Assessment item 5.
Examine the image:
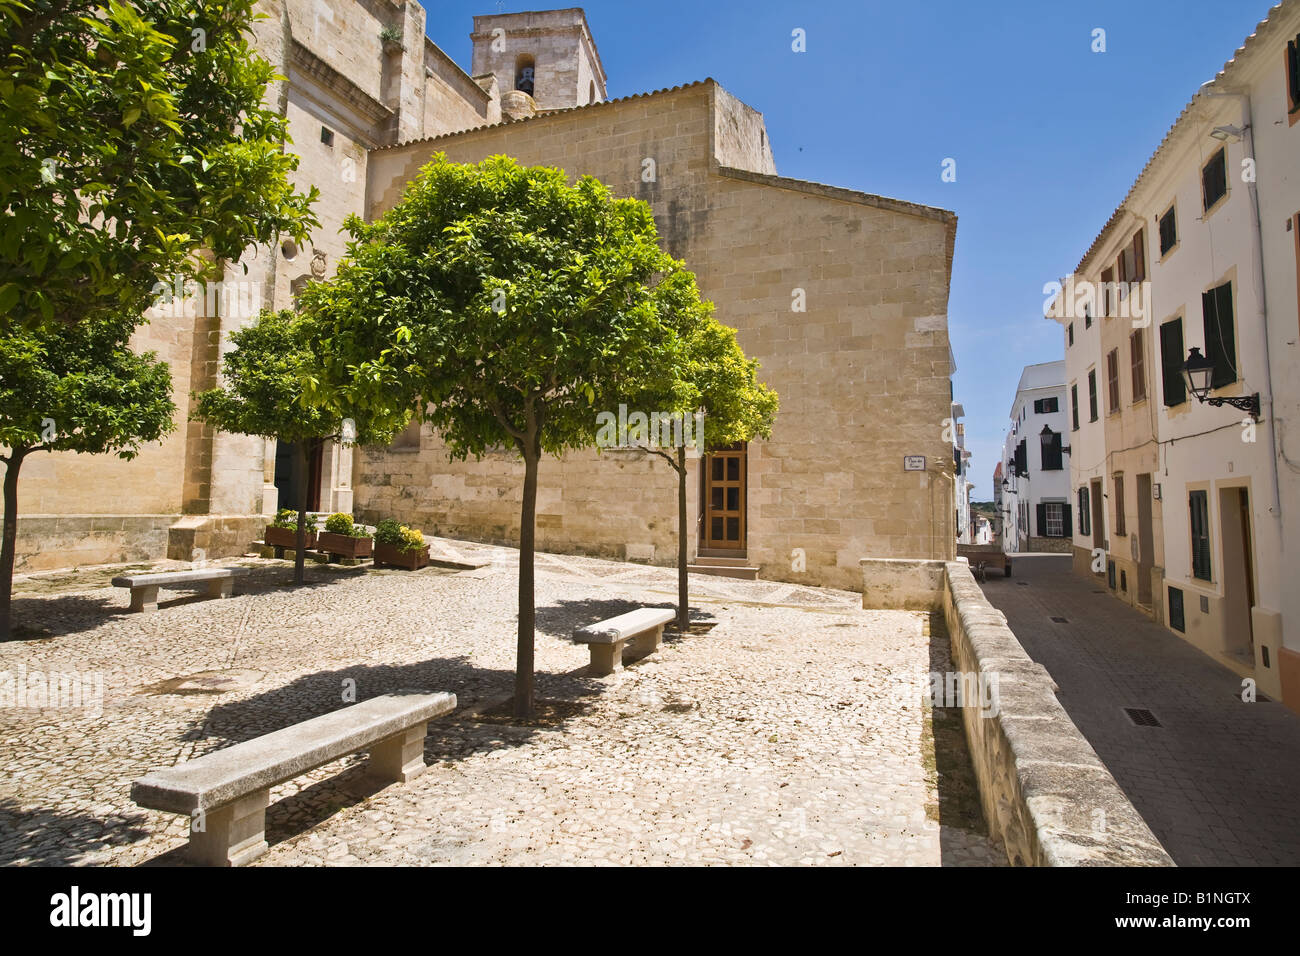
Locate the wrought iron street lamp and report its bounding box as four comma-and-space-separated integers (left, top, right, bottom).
1181, 347, 1260, 419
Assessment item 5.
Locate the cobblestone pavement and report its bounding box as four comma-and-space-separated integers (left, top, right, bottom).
980, 555, 1300, 867
0, 540, 1003, 866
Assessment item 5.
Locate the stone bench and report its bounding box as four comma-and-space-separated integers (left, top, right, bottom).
111, 568, 246, 613
573, 607, 675, 676
130, 690, 456, 866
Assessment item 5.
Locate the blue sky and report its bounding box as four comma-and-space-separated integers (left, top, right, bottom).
426, 0, 1274, 499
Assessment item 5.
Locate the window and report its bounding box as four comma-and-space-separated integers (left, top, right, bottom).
1040, 428, 1063, 471
1168, 586, 1185, 632
1202, 147, 1227, 211
1044, 502, 1065, 537
1032, 397, 1058, 414
1014, 439, 1027, 478
1159, 205, 1178, 256
1113, 474, 1126, 536
1130, 328, 1146, 402
1068, 322, 1074, 347
1118, 229, 1146, 284
1201, 281, 1237, 389
1288, 34, 1300, 117
1084, 302, 1093, 329
1071, 384, 1080, 431
1101, 267, 1115, 317
1295, 213, 1300, 335
1077, 486, 1091, 536
389, 417, 422, 451
1159, 317, 1187, 407
1106, 348, 1121, 413
514, 54, 535, 95
320, 126, 335, 147
1189, 490, 1211, 581
1087, 369, 1099, 421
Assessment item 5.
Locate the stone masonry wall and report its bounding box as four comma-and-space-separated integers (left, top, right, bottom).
359, 81, 957, 591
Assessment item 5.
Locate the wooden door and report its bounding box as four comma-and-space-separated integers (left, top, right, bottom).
703, 444, 746, 551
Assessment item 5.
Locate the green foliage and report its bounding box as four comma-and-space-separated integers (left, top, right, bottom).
374, 519, 423, 552
299, 154, 681, 460
323, 512, 367, 538
192, 309, 397, 446
373, 518, 404, 546
0, 312, 176, 457
628, 266, 778, 456
0, 0, 319, 328
269, 507, 308, 531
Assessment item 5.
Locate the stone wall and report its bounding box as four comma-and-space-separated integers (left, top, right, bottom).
938, 560, 1173, 866
360, 80, 957, 591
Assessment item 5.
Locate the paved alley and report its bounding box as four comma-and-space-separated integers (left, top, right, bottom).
980, 554, 1300, 866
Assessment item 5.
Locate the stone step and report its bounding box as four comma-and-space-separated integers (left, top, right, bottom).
687, 561, 760, 580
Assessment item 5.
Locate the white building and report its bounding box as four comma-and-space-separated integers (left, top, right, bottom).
1047, 0, 1298, 710
999, 361, 1072, 554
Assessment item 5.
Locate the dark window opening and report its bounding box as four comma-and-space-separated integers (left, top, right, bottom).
1106, 348, 1121, 413
1040, 428, 1063, 471
1078, 486, 1091, 536
1130, 328, 1147, 402
320, 126, 334, 147
1087, 369, 1099, 422
1113, 474, 1126, 537
1168, 586, 1185, 632
1071, 384, 1080, 431
514, 54, 535, 95
1190, 490, 1211, 581
1159, 205, 1178, 255
1202, 148, 1227, 211
1288, 35, 1300, 114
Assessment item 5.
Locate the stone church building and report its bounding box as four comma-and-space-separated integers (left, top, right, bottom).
15, 3, 958, 592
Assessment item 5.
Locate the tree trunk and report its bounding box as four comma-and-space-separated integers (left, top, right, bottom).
676, 445, 689, 632
514, 447, 539, 718
0, 449, 26, 641
293, 440, 309, 586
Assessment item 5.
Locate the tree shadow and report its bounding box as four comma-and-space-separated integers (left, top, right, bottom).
6, 563, 367, 639
534, 595, 711, 643
136, 653, 615, 865
0, 797, 153, 866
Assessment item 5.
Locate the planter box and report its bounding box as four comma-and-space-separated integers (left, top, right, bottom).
374, 542, 430, 570
317, 531, 373, 560
265, 526, 317, 550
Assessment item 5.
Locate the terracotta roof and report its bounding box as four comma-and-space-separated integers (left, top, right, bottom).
1074, 1, 1290, 275
375, 79, 715, 153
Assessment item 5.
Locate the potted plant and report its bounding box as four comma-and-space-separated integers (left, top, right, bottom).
316, 512, 373, 561
373, 519, 430, 570
264, 508, 318, 551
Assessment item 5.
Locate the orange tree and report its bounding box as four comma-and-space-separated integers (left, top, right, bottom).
300, 155, 687, 718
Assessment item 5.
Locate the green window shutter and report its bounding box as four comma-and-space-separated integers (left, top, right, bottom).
1201, 284, 1236, 390
1160, 318, 1186, 406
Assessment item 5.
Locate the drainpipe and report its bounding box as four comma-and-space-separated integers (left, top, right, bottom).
1198, 86, 1283, 525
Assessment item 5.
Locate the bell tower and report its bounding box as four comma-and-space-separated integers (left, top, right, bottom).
470, 8, 607, 112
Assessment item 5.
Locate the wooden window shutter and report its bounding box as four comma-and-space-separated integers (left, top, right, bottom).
1036, 502, 1047, 537
1202, 283, 1237, 389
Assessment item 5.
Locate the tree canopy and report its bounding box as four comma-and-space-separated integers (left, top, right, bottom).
0, 312, 175, 638
300, 154, 689, 716
0, 0, 318, 327
193, 308, 404, 584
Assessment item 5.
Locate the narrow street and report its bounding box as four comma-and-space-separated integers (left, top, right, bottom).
980, 555, 1300, 866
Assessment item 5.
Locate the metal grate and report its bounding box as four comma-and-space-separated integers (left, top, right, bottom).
1051, 616, 1068, 623
1124, 707, 1162, 727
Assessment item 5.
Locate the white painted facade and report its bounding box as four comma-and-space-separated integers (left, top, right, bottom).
1047, 1, 1299, 709
999, 361, 1072, 554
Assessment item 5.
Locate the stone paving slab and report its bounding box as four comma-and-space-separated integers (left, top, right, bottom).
979, 555, 1300, 867
0, 538, 1002, 866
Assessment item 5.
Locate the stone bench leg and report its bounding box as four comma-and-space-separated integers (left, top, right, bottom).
368, 724, 429, 784
632, 625, 664, 659
587, 640, 626, 677
206, 577, 234, 599
189, 790, 269, 867
129, 585, 159, 613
